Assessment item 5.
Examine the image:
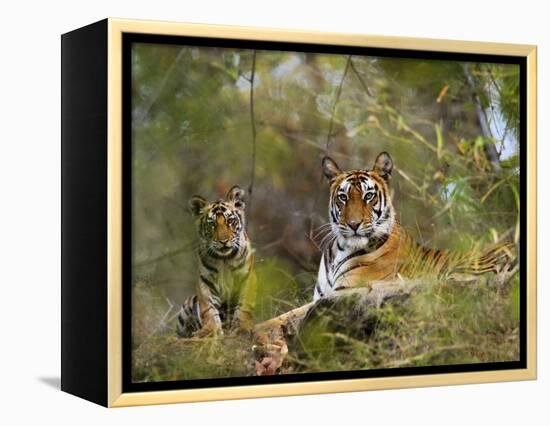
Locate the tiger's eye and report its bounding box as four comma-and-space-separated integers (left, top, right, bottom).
364, 192, 374, 201
338, 193, 348, 203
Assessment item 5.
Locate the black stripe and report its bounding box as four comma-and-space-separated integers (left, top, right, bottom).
200, 256, 218, 273
327, 241, 336, 266
232, 251, 249, 270
183, 304, 192, 316
315, 282, 324, 297
330, 209, 338, 224
323, 255, 330, 276
209, 297, 223, 314
333, 249, 368, 275
334, 261, 374, 282
236, 211, 244, 225
419, 246, 432, 263
209, 294, 222, 307
192, 296, 202, 324
200, 274, 218, 292
322, 252, 335, 288
324, 254, 335, 287
326, 264, 334, 288
433, 249, 443, 265
454, 264, 496, 273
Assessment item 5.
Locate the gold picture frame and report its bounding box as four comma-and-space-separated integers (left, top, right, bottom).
61, 18, 537, 407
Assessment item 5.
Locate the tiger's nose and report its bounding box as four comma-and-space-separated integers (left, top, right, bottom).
348, 221, 361, 231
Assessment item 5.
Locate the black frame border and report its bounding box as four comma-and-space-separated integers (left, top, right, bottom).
122, 33, 528, 393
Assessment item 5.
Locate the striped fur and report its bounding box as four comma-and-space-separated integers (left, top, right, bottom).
177, 185, 257, 338
314, 152, 514, 301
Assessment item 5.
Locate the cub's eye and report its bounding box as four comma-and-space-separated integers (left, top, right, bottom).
364, 192, 375, 202
227, 217, 237, 226
337, 193, 348, 203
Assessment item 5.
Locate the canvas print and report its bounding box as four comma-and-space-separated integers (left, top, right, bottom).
130, 41, 521, 383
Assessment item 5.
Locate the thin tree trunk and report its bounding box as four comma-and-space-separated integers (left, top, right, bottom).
462, 63, 502, 173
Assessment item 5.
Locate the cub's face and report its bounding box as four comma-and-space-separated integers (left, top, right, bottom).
322, 152, 395, 245
189, 186, 246, 258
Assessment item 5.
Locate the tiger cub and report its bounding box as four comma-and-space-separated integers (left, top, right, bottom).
314, 152, 513, 300
177, 185, 257, 338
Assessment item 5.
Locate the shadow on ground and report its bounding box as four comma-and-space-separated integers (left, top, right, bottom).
38, 377, 60, 390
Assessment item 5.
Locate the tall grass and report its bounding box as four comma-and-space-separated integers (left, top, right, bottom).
132, 271, 519, 382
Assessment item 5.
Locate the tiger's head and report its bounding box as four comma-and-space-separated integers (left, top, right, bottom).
322, 152, 395, 248
189, 185, 247, 258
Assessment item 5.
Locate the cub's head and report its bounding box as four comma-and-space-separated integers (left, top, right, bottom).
322, 152, 395, 245
189, 185, 246, 258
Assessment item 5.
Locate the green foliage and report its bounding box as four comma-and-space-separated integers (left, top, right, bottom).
291, 274, 519, 372
131, 273, 519, 381
133, 334, 254, 382
253, 257, 312, 322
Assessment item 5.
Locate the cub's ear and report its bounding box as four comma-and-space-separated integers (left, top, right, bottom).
373, 152, 393, 181
322, 156, 342, 183
226, 185, 246, 209
189, 195, 207, 216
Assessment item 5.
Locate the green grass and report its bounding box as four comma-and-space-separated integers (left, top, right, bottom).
131, 273, 520, 382
291, 275, 520, 373
133, 335, 255, 382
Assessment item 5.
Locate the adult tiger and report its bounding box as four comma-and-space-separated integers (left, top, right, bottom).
314, 152, 513, 301
177, 185, 257, 337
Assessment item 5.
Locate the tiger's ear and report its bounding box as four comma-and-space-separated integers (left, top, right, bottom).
226, 185, 246, 209
322, 156, 342, 183
189, 195, 207, 216
373, 152, 393, 181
